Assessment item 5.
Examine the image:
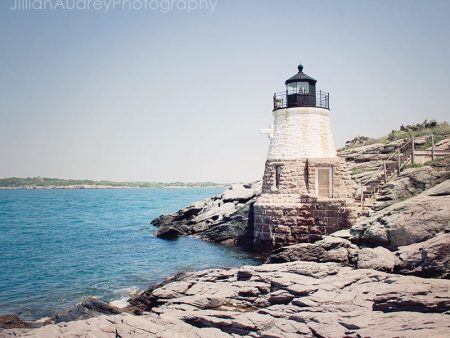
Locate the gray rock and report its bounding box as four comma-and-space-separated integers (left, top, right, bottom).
330, 229, 354, 240
126, 260, 450, 338
373, 288, 450, 313
373, 166, 449, 210
193, 202, 236, 223
357, 247, 396, 272
152, 281, 191, 299
53, 297, 121, 323
222, 184, 258, 203
153, 182, 261, 247
268, 290, 295, 305
351, 180, 450, 249
12, 260, 450, 337
156, 226, 184, 239
200, 202, 255, 245
267, 236, 358, 265
394, 233, 450, 278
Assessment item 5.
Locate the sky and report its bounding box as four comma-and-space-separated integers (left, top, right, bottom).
1, 0, 449, 183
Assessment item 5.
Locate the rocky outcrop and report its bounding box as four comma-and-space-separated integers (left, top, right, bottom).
394, 233, 450, 278
338, 136, 450, 188
51, 297, 122, 324
267, 180, 450, 278
373, 165, 449, 210
7, 261, 449, 337
267, 235, 397, 273
153, 182, 261, 247
1, 313, 232, 338
338, 141, 401, 183
269, 239, 450, 279
351, 179, 450, 249
267, 236, 359, 266
0, 315, 31, 329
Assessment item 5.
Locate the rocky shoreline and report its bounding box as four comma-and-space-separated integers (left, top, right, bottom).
2, 178, 449, 337
3, 260, 449, 337
153, 181, 261, 248
1, 139, 449, 337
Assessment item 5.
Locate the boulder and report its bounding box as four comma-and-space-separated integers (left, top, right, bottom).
357, 247, 395, 272
156, 226, 183, 239
268, 229, 449, 278
52, 297, 122, 323
394, 233, 450, 278
192, 202, 236, 223
351, 180, 450, 249
153, 182, 261, 247
267, 236, 358, 265
373, 166, 449, 210
200, 202, 255, 245
222, 184, 258, 203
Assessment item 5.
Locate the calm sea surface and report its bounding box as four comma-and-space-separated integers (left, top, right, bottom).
0, 188, 259, 319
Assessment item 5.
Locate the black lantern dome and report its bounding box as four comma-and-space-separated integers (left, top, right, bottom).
273, 64, 329, 110
285, 64, 317, 86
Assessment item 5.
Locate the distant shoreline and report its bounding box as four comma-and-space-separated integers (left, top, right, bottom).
0, 177, 230, 190
0, 184, 228, 190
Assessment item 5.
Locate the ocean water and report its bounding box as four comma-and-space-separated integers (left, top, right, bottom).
0, 188, 259, 319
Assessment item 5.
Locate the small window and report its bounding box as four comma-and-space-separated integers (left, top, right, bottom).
316, 167, 332, 198
287, 83, 297, 95
297, 82, 309, 94
287, 82, 309, 94
275, 165, 281, 189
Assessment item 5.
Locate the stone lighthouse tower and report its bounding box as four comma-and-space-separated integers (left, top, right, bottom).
254, 64, 356, 250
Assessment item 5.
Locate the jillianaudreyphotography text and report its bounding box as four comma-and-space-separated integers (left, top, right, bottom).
9, 0, 218, 13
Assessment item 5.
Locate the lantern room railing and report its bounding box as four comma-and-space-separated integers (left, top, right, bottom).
273, 90, 330, 110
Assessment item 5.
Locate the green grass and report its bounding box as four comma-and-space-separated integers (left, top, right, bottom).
417, 133, 449, 150
342, 120, 450, 150
386, 121, 450, 142
401, 163, 426, 170
351, 168, 370, 175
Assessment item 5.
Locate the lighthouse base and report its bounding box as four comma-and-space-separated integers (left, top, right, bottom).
253, 157, 357, 251
254, 195, 357, 250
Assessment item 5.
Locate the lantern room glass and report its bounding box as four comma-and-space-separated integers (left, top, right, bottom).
287, 82, 309, 95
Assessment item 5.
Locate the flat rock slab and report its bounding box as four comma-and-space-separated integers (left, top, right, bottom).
7, 261, 450, 337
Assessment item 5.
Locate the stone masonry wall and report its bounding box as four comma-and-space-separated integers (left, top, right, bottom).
261, 158, 357, 198
254, 196, 356, 250
254, 157, 357, 250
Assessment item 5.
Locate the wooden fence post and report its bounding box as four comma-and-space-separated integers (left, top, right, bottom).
383, 161, 387, 182
431, 133, 435, 161
411, 136, 415, 165
397, 148, 401, 174
360, 182, 364, 208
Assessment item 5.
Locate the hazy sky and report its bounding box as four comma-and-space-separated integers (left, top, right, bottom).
1, 0, 449, 183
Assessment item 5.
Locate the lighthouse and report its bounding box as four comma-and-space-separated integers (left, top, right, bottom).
254, 64, 356, 250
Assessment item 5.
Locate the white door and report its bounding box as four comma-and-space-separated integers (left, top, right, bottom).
316, 168, 332, 198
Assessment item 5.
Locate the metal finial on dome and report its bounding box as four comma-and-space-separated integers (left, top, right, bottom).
285, 63, 317, 85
